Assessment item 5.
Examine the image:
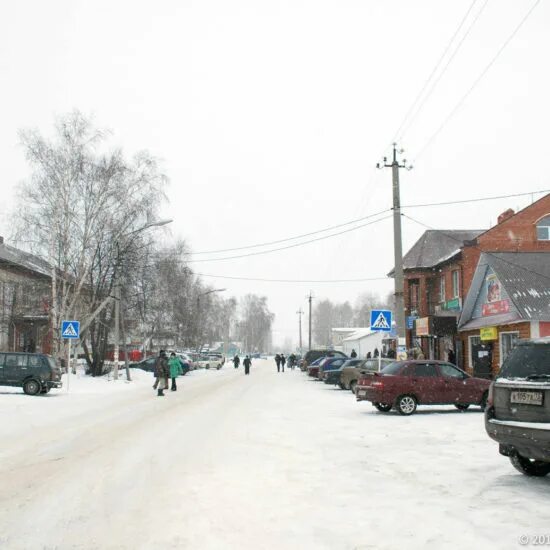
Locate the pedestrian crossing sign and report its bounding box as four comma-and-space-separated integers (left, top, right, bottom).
61, 320, 80, 339
370, 310, 392, 332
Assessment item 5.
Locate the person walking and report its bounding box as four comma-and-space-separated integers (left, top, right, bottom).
288, 353, 296, 369
233, 354, 240, 369
153, 350, 169, 397
280, 353, 286, 372
168, 352, 182, 391
243, 355, 251, 375
350, 349, 357, 358
275, 353, 281, 372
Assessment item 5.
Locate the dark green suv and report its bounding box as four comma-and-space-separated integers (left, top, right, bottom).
0, 352, 63, 395
485, 338, 550, 476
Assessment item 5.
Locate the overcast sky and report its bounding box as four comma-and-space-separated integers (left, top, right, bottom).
1, 0, 548, 346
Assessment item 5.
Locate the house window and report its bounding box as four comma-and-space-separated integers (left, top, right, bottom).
500, 331, 519, 366
536, 215, 550, 240
452, 270, 460, 298
439, 276, 446, 303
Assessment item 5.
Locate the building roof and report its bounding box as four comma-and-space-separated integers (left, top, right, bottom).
459, 252, 550, 330
396, 229, 484, 273
0, 241, 52, 278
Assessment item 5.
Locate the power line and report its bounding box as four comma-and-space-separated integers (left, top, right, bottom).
186, 189, 549, 258
196, 273, 389, 284
402, 189, 550, 209
399, 0, 490, 141
392, 0, 480, 142
188, 208, 391, 255
413, 0, 542, 162
185, 214, 393, 263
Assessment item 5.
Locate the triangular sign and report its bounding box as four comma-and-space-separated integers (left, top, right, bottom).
62, 323, 78, 337
372, 312, 390, 330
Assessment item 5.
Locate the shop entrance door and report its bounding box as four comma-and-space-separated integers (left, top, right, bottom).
472, 342, 493, 379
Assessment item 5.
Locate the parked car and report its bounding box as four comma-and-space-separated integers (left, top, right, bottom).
0, 352, 63, 395
300, 349, 347, 371
318, 356, 349, 381
306, 356, 326, 378
129, 356, 157, 372
194, 354, 225, 370
356, 360, 491, 415
339, 357, 395, 393
324, 358, 366, 387
485, 338, 550, 477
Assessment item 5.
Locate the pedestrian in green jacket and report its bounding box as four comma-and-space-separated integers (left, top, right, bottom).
168, 352, 183, 391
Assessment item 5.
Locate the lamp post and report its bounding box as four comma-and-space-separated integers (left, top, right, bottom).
196, 288, 226, 353
113, 218, 172, 380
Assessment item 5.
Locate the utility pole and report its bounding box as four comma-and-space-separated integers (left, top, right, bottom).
377, 144, 412, 358
298, 308, 304, 354
307, 292, 314, 351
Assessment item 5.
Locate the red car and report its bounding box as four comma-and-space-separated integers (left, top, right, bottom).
355, 360, 491, 416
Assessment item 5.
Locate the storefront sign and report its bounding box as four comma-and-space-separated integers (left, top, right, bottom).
415, 317, 430, 336
482, 299, 510, 317
443, 297, 461, 311
480, 327, 498, 341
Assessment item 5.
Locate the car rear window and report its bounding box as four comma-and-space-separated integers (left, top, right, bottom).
498, 344, 550, 379
380, 361, 407, 375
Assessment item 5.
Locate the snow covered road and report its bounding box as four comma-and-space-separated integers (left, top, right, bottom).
1, 359, 548, 550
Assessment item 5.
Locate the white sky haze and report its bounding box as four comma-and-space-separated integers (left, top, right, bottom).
0, 0, 548, 345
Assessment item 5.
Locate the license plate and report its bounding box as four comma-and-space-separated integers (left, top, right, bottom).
510, 390, 544, 406
357, 390, 367, 397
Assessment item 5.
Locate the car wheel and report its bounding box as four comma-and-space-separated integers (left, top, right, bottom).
374, 402, 392, 412
349, 380, 357, 395
206, 364, 210, 370
480, 392, 488, 412
454, 404, 470, 411
338, 382, 346, 390
510, 453, 550, 477
395, 395, 417, 416
23, 379, 41, 396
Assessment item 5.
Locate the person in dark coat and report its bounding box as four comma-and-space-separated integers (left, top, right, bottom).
153, 350, 169, 396
280, 353, 286, 372
288, 353, 296, 369
366, 351, 372, 359
447, 348, 456, 364
275, 353, 281, 372
233, 355, 240, 369
243, 355, 251, 375
350, 349, 357, 358
387, 348, 396, 359
373, 348, 379, 358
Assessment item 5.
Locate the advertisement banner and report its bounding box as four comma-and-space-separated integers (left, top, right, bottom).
415, 317, 430, 336
480, 326, 498, 341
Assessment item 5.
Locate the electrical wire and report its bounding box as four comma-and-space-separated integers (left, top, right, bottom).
196, 273, 389, 284
186, 189, 549, 257
413, 0, 542, 162
185, 214, 394, 263
392, 0, 480, 142
398, 0, 490, 142
189, 208, 391, 255
402, 189, 550, 209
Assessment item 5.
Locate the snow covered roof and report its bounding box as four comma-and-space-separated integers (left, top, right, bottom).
459, 252, 550, 329
389, 230, 483, 275
343, 328, 375, 341
0, 241, 52, 278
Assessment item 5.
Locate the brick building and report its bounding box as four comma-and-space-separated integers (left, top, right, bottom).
399, 193, 550, 374
0, 237, 52, 353
399, 229, 483, 367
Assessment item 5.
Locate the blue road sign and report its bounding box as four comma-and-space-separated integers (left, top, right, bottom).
61, 320, 80, 339
370, 310, 392, 332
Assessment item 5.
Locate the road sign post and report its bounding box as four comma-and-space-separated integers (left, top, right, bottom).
61, 321, 80, 392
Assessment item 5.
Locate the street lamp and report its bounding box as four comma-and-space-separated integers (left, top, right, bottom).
196, 288, 226, 353
113, 218, 173, 380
